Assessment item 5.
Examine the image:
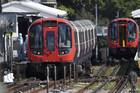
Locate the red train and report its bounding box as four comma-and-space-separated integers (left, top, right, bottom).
27, 18, 96, 65
108, 18, 139, 59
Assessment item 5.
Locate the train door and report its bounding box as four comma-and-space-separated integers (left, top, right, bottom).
43, 20, 58, 61
45, 31, 57, 57
119, 25, 126, 47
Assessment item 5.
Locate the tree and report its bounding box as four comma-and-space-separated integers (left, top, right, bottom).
58, 4, 75, 19
4, 0, 140, 21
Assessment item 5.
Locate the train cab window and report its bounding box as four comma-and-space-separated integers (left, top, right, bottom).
58, 23, 72, 48
29, 24, 43, 55
128, 22, 136, 41
110, 23, 118, 40
43, 20, 57, 27
58, 23, 72, 55
46, 31, 55, 51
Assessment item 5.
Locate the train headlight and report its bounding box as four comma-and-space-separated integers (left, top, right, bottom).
62, 51, 65, 55
37, 52, 41, 55
32, 50, 42, 55
59, 48, 70, 55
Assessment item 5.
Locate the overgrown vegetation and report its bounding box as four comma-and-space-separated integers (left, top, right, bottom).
57, 0, 140, 25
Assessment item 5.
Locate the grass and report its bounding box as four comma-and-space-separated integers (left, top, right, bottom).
104, 67, 114, 76
103, 81, 116, 90
89, 82, 100, 90
71, 82, 90, 90
136, 81, 140, 92
90, 66, 101, 75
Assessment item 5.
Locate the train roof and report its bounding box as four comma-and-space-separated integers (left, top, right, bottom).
31, 18, 69, 24
29, 18, 95, 33
31, 18, 95, 27
111, 18, 136, 23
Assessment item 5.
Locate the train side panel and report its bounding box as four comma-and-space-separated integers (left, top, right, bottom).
70, 20, 95, 62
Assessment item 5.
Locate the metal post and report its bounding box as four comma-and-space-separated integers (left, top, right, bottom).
5, 34, 7, 63
0, 0, 2, 13
73, 63, 76, 81
10, 32, 13, 72
54, 65, 56, 89
7, 34, 10, 63
63, 65, 66, 89
69, 64, 71, 83
46, 66, 49, 93
95, 3, 98, 61
116, 11, 119, 18
95, 4, 98, 27
74, 63, 78, 82
3, 32, 6, 63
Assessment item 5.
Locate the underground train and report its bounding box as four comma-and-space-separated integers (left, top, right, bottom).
108, 18, 139, 59
26, 18, 96, 78
27, 18, 96, 63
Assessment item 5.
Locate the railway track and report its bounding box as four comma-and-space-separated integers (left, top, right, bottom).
6, 64, 108, 93
75, 64, 119, 93
6, 79, 66, 93
76, 76, 119, 93
108, 59, 133, 93
108, 76, 128, 93
6, 59, 135, 93
75, 60, 134, 93
6, 78, 46, 93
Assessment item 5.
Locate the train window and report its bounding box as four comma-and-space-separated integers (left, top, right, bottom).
58, 22, 72, 55
79, 30, 81, 43
58, 23, 72, 48
46, 31, 55, 51
90, 29, 93, 40
85, 29, 88, 42
29, 24, 43, 55
110, 23, 118, 40
89, 29, 91, 41
81, 30, 84, 43
128, 22, 136, 41
118, 21, 127, 25
81, 31, 83, 43
91, 29, 94, 42
43, 20, 57, 27
74, 31, 78, 44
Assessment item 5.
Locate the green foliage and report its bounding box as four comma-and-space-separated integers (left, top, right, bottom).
57, 0, 140, 24
58, 4, 75, 19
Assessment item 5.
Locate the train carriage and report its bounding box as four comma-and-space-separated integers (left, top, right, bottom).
108, 18, 139, 59
27, 18, 96, 65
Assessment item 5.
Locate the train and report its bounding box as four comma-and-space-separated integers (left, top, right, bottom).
26, 18, 96, 78
108, 18, 139, 59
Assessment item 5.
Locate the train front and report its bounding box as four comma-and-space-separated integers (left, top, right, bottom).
108, 18, 139, 58
27, 18, 76, 63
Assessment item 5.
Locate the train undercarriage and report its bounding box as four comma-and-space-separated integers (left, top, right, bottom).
109, 48, 137, 60
26, 52, 94, 80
